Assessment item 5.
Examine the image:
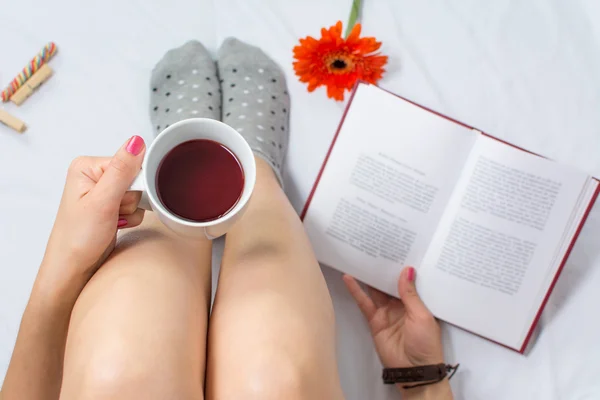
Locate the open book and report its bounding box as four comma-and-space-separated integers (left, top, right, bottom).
302, 83, 599, 353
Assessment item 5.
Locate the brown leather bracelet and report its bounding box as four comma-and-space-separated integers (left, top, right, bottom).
382, 363, 459, 388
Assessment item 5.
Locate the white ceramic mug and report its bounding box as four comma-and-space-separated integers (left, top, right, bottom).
129, 118, 256, 240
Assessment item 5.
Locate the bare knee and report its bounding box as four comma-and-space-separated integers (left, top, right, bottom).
211, 354, 307, 400
60, 266, 207, 399
210, 350, 342, 400
65, 354, 145, 399
61, 347, 148, 399
61, 346, 201, 400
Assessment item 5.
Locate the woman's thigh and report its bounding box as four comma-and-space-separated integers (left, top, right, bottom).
205, 159, 345, 400
60, 214, 212, 400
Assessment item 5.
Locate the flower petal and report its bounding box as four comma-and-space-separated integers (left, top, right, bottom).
346, 23, 362, 43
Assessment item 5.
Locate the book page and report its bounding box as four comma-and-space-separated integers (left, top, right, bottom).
303, 83, 478, 296
419, 135, 590, 349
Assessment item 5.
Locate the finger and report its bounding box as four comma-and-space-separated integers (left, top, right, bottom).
117, 208, 145, 229
367, 286, 392, 308
94, 135, 145, 204
119, 191, 142, 215
68, 156, 111, 173
398, 266, 430, 317
343, 274, 377, 320
66, 156, 111, 196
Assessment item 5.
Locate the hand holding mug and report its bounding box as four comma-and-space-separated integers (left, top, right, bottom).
37, 118, 254, 300
129, 118, 255, 239
38, 136, 146, 296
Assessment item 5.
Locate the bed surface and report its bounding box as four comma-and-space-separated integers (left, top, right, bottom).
2, 1, 600, 398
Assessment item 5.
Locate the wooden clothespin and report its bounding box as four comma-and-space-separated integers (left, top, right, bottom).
10, 64, 54, 106
1, 42, 57, 104
0, 109, 27, 133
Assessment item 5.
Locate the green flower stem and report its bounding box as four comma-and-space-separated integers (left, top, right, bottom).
345, 0, 362, 38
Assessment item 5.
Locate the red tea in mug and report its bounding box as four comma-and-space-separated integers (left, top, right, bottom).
156, 139, 244, 222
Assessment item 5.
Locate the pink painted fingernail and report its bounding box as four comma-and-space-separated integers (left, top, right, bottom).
407, 267, 415, 282
126, 135, 144, 156
117, 218, 128, 228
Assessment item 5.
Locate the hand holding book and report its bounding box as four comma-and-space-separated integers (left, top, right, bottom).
344, 266, 453, 399
303, 82, 599, 351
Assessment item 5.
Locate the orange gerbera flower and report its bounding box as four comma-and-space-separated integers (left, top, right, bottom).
293, 21, 388, 101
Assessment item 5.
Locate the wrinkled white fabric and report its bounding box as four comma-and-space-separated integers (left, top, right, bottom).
1, 1, 600, 399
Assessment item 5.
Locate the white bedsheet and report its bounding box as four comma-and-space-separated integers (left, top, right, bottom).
1, 1, 600, 398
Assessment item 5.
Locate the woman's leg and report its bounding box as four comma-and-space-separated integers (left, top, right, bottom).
206, 38, 343, 400
60, 40, 223, 399
60, 38, 222, 399
205, 158, 345, 400
59, 212, 212, 400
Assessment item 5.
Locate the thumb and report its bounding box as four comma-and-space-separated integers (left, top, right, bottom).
398, 266, 429, 316
94, 135, 145, 203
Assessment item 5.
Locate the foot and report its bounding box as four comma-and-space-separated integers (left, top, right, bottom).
150, 40, 221, 136
217, 38, 290, 186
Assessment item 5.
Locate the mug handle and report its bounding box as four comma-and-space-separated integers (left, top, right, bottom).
129, 172, 152, 211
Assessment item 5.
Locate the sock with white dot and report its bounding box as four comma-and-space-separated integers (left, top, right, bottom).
150, 40, 221, 136
217, 38, 290, 186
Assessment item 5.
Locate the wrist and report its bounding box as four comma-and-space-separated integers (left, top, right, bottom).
399, 380, 453, 400
33, 259, 89, 309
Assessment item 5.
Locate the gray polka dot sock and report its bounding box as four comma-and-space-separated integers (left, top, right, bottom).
150, 40, 221, 136
217, 38, 290, 186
